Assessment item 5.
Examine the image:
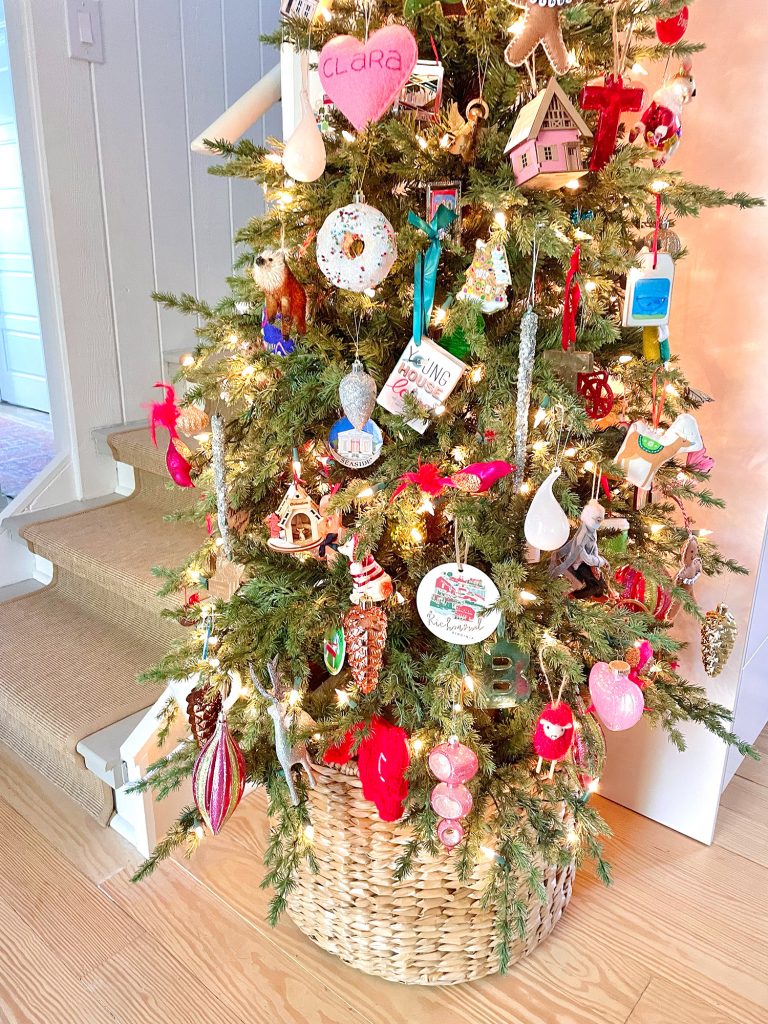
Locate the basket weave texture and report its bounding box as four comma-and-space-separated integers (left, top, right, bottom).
285, 761, 576, 985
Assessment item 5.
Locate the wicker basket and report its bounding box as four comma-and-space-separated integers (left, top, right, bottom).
284, 761, 576, 985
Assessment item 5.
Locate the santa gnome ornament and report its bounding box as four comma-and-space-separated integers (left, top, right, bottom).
251, 249, 307, 340
533, 701, 575, 778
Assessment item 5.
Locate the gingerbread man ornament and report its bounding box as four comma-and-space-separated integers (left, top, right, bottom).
504, 0, 576, 77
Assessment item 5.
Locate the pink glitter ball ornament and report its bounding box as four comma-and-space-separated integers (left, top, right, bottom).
428, 740, 479, 783
428, 736, 478, 848
437, 818, 465, 849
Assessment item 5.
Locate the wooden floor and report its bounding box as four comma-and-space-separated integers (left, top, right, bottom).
0, 733, 766, 1024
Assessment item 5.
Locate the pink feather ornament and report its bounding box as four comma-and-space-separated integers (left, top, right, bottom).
146, 382, 195, 488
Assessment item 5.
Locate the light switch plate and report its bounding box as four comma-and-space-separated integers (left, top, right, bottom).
65, 0, 104, 63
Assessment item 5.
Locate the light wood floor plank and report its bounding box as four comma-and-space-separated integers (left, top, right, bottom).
0, 794, 141, 977
102, 859, 368, 1024
182, 795, 649, 1024
0, 896, 117, 1024
715, 775, 768, 868
0, 740, 136, 884
736, 750, 768, 788
626, 976, 744, 1024
82, 936, 252, 1024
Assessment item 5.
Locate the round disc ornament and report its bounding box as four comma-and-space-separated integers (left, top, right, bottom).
323, 626, 346, 676
416, 562, 501, 645
328, 416, 383, 469
316, 202, 397, 293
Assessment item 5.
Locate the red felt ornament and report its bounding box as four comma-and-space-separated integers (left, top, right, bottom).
579, 74, 645, 171
323, 718, 410, 822
655, 6, 688, 45
146, 382, 195, 488
614, 564, 673, 621
533, 701, 575, 778
576, 369, 615, 420
562, 246, 581, 351
192, 712, 246, 835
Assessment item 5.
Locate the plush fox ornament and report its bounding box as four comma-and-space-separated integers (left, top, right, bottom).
251, 249, 307, 340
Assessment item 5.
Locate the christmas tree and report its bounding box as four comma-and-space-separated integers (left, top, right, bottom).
136, 0, 759, 977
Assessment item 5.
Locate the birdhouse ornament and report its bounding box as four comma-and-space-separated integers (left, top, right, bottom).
504, 78, 592, 190
267, 477, 325, 554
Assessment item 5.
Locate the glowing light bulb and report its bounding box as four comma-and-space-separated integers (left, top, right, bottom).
565, 178, 581, 190
335, 688, 349, 706
303, 825, 314, 842
363, 288, 376, 298
463, 673, 475, 690
651, 179, 671, 193
417, 135, 429, 151
664, 383, 679, 397
533, 440, 548, 452
618, 354, 633, 364
696, 527, 713, 537
208, 657, 220, 669
567, 829, 579, 845
563, 447, 577, 458
265, 152, 283, 165
287, 689, 301, 706
587, 778, 600, 794
507, 19, 525, 36
195, 432, 210, 443
480, 845, 498, 861
194, 826, 205, 841
452, 446, 467, 463
584, 279, 597, 293
631, 62, 648, 76
583, 460, 595, 472
241, 365, 255, 377
417, 497, 435, 516
518, 590, 538, 603
649, 522, 664, 536
410, 526, 424, 544
412, 737, 425, 754
574, 229, 593, 241
433, 307, 447, 325
357, 486, 374, 499
542, 631, 557, 647
292, 458, 302, 478
342, 130, 356, 143
494, 210, 507, 230
439, 133, 451, 149
533, 407, 547, 427
215, 537, 225, 547
520, 481, 531, 495
470, 365, 485, 383
180, 353, 194, 367
434, 403, 446, 416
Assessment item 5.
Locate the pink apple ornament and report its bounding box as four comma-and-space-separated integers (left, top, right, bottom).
318, 26, 418, 133
589, 660, 645, 732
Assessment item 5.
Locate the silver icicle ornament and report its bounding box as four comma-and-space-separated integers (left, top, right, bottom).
339, 358, 377, 430
513, 306, 538, 490
211, 413, 233, 561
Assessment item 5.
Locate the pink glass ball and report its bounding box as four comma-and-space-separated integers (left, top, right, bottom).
437, 818, 465, 849
589, 659, 645, 732
431, 781, 473, 820
428, 740, 479, 784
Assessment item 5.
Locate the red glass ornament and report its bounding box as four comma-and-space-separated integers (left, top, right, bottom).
614, 565, 672, 621
577, 368, 615, 420
655, 7, 688, 45
579, 75, 645, 171
192, 713, 246, 835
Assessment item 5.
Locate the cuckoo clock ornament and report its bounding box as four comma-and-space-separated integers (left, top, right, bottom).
343, 603, 388, 694
416, 562, 501, 645
577, 369, 614, 421
504, 0, 576, 77
534, 702, 575, 778
579, 75, 645, 171
701, 604, 737, 677
267, 479, 325, 554
504, 78, 592, 190
614, 413, 703, 491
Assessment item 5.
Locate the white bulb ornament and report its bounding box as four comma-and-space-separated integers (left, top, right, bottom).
282, 52, 327, 183
524, 467, 570, 551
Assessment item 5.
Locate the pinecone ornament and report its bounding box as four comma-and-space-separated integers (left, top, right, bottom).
187, 686, 223, 747
701, 603, 737, 677
176, 405, 210, 437
343, 604, 388, 694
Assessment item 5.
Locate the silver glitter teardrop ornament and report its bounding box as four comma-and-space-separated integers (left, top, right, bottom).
513, 307, 538, 490
339, 359, 377, 430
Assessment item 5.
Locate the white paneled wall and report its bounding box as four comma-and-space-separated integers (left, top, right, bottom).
6, 0, 280, 496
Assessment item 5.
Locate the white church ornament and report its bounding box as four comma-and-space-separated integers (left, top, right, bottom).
417, 562, 501, 645
328, 416, 383, 469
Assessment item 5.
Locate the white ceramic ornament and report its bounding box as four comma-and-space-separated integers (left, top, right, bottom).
524, 467, 570, 551
376, 336, 466, 434
622, 251, 675, 327
339, 359, 377, 429
614, 413, 702, 491
416, 562, 501, 645
328, 416, 383, 469
316, 201, 397, 292
588, 660, 644, 732
282, 52, 327, 183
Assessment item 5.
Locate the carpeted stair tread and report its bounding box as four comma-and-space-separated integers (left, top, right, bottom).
0, 573, 166, 823
108, 427, 172, 479
21, 471, 204, 620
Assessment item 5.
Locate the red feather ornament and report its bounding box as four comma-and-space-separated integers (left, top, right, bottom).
192, 712, 246, 835
146, 382, 195, 488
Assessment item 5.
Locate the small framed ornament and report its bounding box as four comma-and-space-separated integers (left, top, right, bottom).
416, 562, 501, 645
426, 181, 462, 239
377, 335, 466, 433
622, 251, 675, 327
394, 59, 444, 122
328, 416, 383, 469
324, 626, 346, 675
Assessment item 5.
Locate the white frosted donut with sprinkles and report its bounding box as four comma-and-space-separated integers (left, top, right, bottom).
316, 202, 397, 293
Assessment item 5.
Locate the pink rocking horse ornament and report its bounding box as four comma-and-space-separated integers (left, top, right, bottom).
614, 412, 703, 491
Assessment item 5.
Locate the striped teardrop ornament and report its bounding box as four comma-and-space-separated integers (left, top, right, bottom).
192, 713, 246, 835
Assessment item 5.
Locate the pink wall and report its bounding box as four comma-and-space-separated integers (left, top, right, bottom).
600, 0, 768, 841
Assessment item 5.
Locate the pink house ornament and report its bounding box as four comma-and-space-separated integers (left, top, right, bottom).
504, 78, 592, 190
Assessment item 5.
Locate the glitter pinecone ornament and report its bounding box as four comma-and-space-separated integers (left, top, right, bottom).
701, 603, 737, 677
339, 358, 377, 429
187, 685, 223, 747
343, 604, 388, 694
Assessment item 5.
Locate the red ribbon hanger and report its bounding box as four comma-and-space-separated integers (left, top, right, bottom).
562, 245, 581, 351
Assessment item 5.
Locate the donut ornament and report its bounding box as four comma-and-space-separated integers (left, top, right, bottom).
316, 196, 397, 293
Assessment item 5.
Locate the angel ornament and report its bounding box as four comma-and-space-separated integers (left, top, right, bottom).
444, 98, 489, 165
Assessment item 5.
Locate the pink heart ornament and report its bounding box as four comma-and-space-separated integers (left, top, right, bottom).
589, 660, 645, 732
318, 26, 418, 133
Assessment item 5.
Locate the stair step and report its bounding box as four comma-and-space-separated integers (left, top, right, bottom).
20, 472, 204, 631
0, 572, 166, 823
108, 427, 171, 481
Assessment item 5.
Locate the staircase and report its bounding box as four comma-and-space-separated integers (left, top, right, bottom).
0, 428, 202, 824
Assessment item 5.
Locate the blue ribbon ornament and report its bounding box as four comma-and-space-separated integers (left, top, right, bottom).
408, 203, 457, 346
